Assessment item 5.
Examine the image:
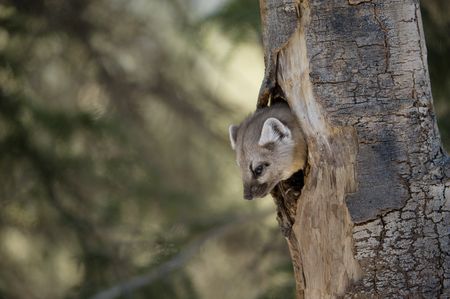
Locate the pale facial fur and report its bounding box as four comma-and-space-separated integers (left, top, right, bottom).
229, 102, 307, 200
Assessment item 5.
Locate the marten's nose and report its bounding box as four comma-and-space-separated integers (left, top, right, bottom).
243, 193, 253, 200
243, 185, 253, 200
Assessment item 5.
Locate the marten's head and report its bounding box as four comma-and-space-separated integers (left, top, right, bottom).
229, 104, 306, 200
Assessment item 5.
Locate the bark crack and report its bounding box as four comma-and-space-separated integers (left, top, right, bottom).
413, 2, 428, 78
373, 214, 385, 296
348, 0, 372, 5
372, 3, 390, 73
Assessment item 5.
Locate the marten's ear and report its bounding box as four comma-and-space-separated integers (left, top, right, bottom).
228, 125, 239, 150
258, 118, 291, 146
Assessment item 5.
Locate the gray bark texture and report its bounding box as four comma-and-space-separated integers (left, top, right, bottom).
258, 0, 450, 298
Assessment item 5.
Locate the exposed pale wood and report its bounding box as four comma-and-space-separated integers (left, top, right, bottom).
258, 0, 449, 297
277, 3, 362, 297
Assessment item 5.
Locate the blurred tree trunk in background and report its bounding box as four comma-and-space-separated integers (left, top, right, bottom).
258, 0, 450, 298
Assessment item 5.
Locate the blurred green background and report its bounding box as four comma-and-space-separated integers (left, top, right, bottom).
0, 1, 448, 299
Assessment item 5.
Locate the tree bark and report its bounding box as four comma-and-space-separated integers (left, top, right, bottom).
258, 0, 450, 298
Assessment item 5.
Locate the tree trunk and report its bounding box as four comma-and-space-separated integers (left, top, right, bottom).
258, 0, 450, 298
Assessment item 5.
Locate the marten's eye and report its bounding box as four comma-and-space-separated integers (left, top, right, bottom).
254, 165, 264, 176
249, 162, 270, 178
253, 162, 270, 177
